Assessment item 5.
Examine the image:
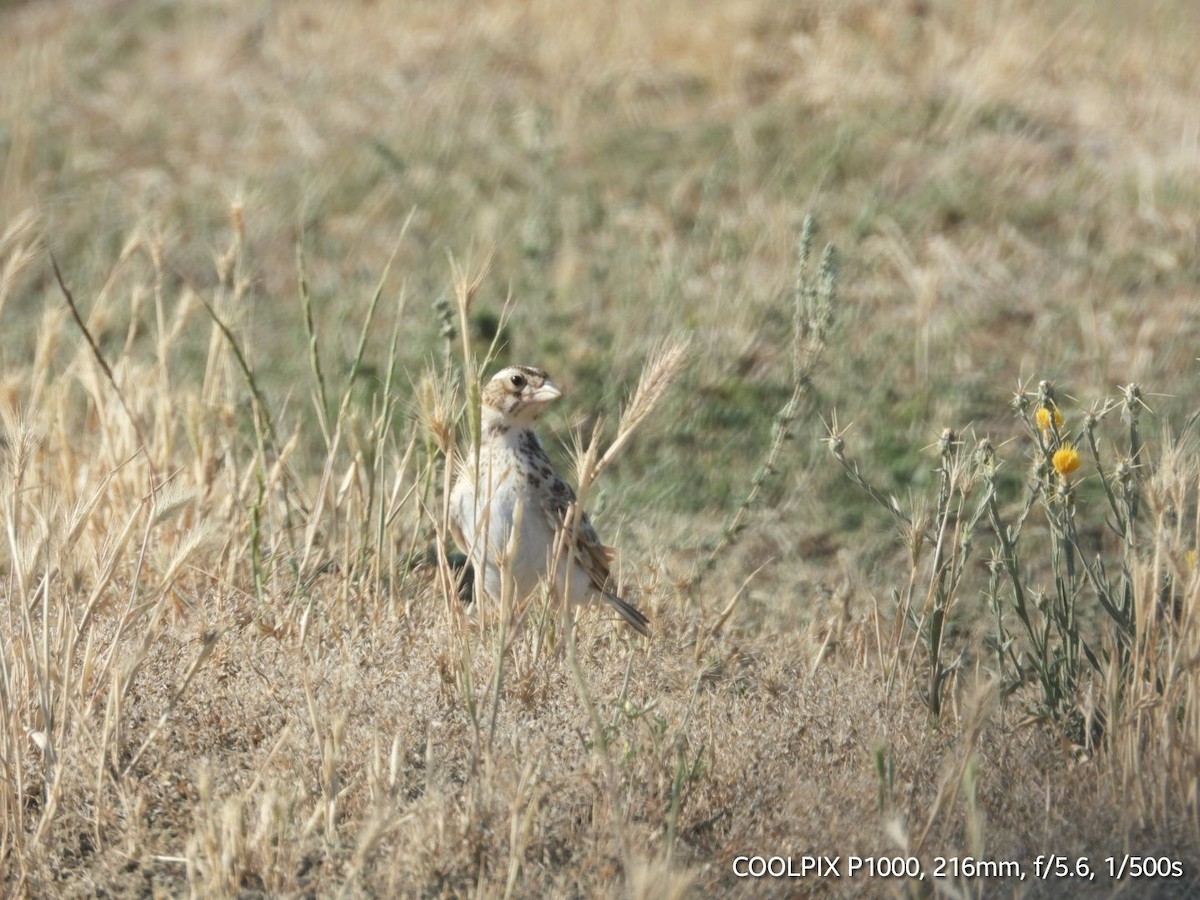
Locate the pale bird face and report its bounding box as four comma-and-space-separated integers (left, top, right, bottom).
481, 365, 561, 428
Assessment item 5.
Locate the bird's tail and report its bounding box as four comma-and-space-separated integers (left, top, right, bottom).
600, 588, 651, 636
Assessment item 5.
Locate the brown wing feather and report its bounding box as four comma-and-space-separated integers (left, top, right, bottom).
525, 437, 650, 635
522, 439, 610, 589
573, 513, 616, 592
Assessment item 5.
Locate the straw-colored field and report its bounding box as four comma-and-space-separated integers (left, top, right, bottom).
2, 0, 1199, 895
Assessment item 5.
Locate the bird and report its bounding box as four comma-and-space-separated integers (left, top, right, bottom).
448, 365, 651, 636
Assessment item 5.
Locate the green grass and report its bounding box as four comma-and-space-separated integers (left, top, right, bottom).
2, 0, 1200, 895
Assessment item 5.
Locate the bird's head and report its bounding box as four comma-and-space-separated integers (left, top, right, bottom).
480, 365, 561, 431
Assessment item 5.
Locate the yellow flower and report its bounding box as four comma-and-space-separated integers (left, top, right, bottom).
1052, 444, 1081, 477
1035, 406, 1063, 430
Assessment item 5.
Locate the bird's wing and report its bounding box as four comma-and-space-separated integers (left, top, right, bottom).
532, 460, 610, 586
534, 458, 651, 636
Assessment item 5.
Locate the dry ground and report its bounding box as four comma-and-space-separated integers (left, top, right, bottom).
1, 0, 1199, 896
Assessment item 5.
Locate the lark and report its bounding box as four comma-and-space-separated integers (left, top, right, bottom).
449, 365, 651, 635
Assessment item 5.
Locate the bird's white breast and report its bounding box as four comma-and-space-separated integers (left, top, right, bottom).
452, 439, 564, 602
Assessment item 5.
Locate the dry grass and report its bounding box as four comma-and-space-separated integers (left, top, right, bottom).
2, 0, 1200, 896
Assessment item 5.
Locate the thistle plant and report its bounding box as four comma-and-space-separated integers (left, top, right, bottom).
830, 378, 1161, 731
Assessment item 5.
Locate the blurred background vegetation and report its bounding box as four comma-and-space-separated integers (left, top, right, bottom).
5, 3, 1198, 603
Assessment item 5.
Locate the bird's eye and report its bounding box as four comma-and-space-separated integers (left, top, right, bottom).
509, 374, 526, 389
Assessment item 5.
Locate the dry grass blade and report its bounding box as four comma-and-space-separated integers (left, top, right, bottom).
192, 284, 278, 448
50, 254, 159, 483
0, 209, 38, 319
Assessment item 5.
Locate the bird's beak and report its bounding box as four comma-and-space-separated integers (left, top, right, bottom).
532, 381, 562, 403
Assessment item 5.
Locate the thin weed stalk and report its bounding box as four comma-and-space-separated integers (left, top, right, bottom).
692, 215, 836, 592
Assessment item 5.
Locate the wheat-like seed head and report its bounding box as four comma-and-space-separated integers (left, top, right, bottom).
596, 336, 691, 475
415, 367, 459, 455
